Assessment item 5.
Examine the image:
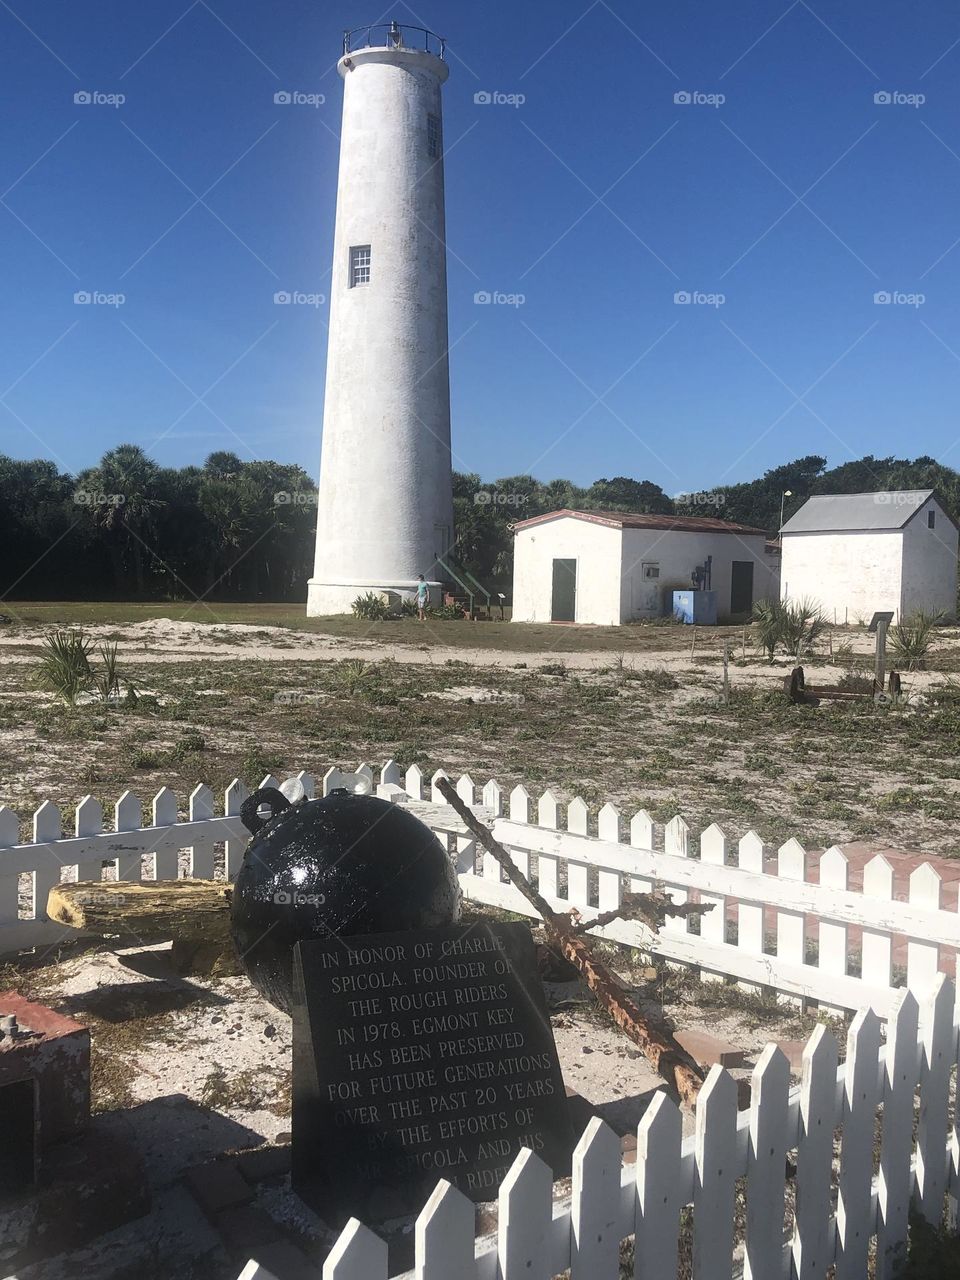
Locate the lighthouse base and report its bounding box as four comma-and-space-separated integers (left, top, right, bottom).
306, 577, 444, 618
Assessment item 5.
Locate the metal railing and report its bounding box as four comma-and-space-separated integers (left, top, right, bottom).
343, 22, 446, 60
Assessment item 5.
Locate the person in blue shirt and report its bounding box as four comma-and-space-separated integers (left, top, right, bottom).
416, 574, 429, 621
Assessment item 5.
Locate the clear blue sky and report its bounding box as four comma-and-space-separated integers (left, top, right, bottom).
2, 0, 959, 496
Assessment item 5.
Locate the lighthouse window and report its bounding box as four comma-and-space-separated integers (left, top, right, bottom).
349, 245, 371, 287
427, 113, 441, 159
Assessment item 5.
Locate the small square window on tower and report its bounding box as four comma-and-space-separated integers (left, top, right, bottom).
642, 562, 660, 580
928, 509, 936, 528
349, 245, 371, 287
427, 113, 442, 159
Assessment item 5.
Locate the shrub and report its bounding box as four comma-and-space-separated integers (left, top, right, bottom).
351, 592, 390, 621
428, 603, 465, 620
751, 597, 827, 659
38, 629, 92, 705
91, 641, 121, 702
889, 609, 944, 670
333, 659, 379, 697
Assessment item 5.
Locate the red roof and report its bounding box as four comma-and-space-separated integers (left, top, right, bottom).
511, 508, 768, 537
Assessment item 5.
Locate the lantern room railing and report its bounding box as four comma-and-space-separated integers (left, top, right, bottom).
343, 22, 446, 60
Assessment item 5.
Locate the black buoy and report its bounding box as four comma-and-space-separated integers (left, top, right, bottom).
230, 787, 461, 1012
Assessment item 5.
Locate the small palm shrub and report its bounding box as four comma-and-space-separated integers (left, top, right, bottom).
91, 641, 121, 702
752, 599, 784, 661
352, 592, 390, 621
779, 598, 828, 658
38, 629, 92, 705
333, 659, 379, 696
889, 609, 944, 670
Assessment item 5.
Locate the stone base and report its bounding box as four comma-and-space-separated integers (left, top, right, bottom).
306, 579, 441, 617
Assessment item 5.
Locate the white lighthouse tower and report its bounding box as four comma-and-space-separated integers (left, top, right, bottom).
307, 22, 454, 616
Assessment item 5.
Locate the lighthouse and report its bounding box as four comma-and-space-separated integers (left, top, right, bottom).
307, 22, 454, 616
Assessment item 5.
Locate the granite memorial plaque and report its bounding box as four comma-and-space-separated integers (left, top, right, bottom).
291, 921, 572, 1223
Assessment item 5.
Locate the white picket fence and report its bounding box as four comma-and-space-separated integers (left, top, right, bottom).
242, 976, 956, 1280
3, 760, 960, 1275
3, 759, 960, 1015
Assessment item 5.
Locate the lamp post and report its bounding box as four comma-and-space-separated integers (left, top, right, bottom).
779, 489, 793, 530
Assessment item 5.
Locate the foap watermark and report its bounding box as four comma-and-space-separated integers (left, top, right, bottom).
675, 490, 725, 508
473, 290, 525, 307
273, 889, 326, 905
474, 90, 525, 108
74, 290, 125, 308
273, 691, 325, 706
874, 290, 925, 308
274, 90, 326, 108
674, 290, 725, 308
274, 491, 318, 506
274, 290, 326, 308
74, 490, 126, 507
874, 491, 926, 507
74, 90, 125, 108
674, 90, 725, 108
474, 490, 529, 507
74, 890, 125, 906
874, 90, 924, 108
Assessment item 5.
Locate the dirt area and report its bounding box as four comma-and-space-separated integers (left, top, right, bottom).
2, 609, 960, 854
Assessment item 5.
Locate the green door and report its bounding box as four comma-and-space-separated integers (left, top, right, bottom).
551, 559, 577, 622
730, 561, 754, 615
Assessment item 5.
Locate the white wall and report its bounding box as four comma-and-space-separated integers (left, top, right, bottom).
900, 497, 958, 620
620, 529, 769, 621
780, 531, 903, 623
511, 520, 622, 625
308, 46, 453, 616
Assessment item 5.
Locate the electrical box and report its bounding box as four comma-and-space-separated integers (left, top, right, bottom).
673, 590, 718, 625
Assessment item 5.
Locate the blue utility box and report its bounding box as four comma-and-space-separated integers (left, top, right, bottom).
672, 590, 718, 625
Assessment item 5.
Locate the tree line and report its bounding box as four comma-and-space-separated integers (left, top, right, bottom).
2, 447, 957, 601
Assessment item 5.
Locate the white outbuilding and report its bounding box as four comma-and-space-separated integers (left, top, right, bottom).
780, 490, 958, 623
511, 509, 776, 625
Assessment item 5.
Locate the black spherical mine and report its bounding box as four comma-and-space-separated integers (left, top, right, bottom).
230, 787, 461, 1012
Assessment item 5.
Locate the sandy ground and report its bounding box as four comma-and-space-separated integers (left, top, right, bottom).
2, 930, 817, 1279
3, 616, 942, 688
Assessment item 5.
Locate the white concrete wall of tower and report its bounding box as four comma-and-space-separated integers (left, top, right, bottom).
308, 44, 454, 617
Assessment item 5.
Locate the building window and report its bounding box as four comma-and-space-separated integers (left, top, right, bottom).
642, 562, 660, 580
928, 510, 936, 529
349, 245, 371, 287
427, 113, 441, 159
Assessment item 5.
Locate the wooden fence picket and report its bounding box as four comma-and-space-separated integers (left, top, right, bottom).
566, 799, 589, 908
32, 800, 62, 919
223, 779, 249, 879
861, 854, 894, 991
509, 784, 530, 824
915, 974, 955, 1223
415, 1179, 474, 1279
744, 1044, 790, 1280
322, 1218, 388, 1279
498, 1148, 553, 1280
635, 1091, 683, 1279
456, 774, 476, 807
113, 791, 143, 880
692, 1066, 737, 1279
430, 770, 449, 804
0, 807, 21, 940
628, 810, 655, 895
662, 817, 690, 945
597, 804, 621, 914
907, 864, 942, 995
875, 989, 920, 1280
791, 1024, 839, 1277
482, 778, 503, 816
836, 1008, 881, 1279
537, 791, 559, 900
818, 846, 849, 1017
697, 824, 727, 984
152, 787, 179, 880
380, 759, 402, 788
74, 795, 104, 883
187, 784, 215, 879
736, 831, 765, 993
775, 838, 808, 1007
571, 1117, 621, 1278
405, 764, 424, 800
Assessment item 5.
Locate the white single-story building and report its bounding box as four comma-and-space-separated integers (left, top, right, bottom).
511, 509, 778, 625
780, 490, 959, 623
